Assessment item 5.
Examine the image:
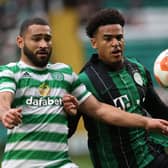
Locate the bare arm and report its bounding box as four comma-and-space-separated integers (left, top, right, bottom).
0, 92, 22, 129
63, 94, 168, 134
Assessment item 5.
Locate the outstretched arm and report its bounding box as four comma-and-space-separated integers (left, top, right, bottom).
63, 94, 168, 134
0, 92, 22, 129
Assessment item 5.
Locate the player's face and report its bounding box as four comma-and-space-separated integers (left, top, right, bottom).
17, 24, 52, 67
91, 24, 124, 66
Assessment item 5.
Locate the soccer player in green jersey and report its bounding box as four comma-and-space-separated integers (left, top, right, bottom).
0, 17, 168, 168
66, 8, 168, 168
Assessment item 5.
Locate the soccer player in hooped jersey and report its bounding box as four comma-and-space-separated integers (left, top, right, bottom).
0, 18, 168, 168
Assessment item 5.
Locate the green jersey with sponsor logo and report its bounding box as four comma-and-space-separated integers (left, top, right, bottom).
78, 55, 168, 168
0, 61, 90, 168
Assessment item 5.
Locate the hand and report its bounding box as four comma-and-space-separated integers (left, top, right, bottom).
145, 118, 168, 135
1, 108, 22, 129
62, 94, 78, 116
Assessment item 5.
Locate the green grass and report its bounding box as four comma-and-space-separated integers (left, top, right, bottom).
71, 154, 93, 168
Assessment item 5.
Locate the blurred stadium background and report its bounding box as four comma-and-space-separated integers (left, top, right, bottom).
0, 0, 168, 167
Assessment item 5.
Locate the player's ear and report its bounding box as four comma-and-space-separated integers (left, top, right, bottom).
16, 35, 24, 48
90, 37, 97, 49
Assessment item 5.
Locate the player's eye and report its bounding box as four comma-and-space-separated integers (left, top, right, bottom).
104, 35, 112, 41
32, 36, 42, 41
44, 35, 51, 42
116, 35, 123, 41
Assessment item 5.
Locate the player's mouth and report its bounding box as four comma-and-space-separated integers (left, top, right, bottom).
36, 50, 49, 58
111, 49, 122, 57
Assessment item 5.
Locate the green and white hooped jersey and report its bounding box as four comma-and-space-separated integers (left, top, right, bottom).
0, 61, 91, 168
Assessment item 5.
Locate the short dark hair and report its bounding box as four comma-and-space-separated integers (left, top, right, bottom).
19, 17, 49, 36
86, 8, 125, 38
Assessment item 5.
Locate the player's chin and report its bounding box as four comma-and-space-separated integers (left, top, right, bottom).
37, 59, 49, 67
112, 56, 123, 63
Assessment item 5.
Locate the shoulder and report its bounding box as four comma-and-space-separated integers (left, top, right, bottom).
48, 62, 74, 74
79, 70, 99, 96
0, 62, 18, 76
0, 62, 18, 69
79, 71, 90, 84
126, 57, 146, 69
126, 56, 141, 64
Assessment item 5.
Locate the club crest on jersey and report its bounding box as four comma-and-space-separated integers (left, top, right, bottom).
133, 72, 143, 86
39, 83, 50, 96
52, 72, 64, 81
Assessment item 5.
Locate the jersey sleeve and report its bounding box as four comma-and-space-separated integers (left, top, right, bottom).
70, 70, 91, 105
79, 71, 101, 100
0, 65, 16, 93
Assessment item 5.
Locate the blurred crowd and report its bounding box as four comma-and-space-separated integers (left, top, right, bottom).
0, 0, 48, 64
1, 0, 168, 63
0, 0, 150, 64
0, 0, 168, 99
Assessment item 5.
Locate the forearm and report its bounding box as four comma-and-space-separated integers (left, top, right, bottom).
0, 92, 13, 120
79, 95, 148, 129
96, 103, 148, 128
0, 92, 22, 129
65, 94, 168, 134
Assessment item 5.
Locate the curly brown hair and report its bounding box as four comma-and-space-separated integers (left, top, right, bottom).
86, 8, 125, 38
